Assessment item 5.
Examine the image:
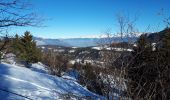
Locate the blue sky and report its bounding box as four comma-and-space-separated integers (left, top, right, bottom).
12, 0, 170, 38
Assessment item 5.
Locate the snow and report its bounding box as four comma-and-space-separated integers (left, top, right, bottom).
62, 70, 79, 82
72, 47, 78, 49
62, 75, 77, 82
92, 47, 102, 50
2, 53, 16, 64
106, 47, 133, 52
53, 49, 65, 52
69, 59, 104, 67
69, 59, 82, 64
69, 50, 75, 53
41, 46, 45, 49
0, 62, 103, 99
152, 43, 156, 51
30, 62, 48, 74
92, 46, 133, 51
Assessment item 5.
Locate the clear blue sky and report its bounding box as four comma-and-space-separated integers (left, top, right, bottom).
12, 0, 170, 38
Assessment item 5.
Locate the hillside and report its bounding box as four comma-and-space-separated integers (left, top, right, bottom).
148, 28, 170, 42
0, 62, 102, 99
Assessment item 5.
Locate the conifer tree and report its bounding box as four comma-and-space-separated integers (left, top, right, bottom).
13, 31, 41, 64
12, 34, 22, 56
21, 31, 41, 64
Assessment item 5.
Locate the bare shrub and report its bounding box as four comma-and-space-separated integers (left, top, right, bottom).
42, 50, 69, 76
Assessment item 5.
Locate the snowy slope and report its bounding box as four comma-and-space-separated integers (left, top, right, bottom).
0, 63, 103, 100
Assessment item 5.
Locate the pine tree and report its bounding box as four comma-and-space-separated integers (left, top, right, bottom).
21, 31, 41, 64
12, 34, 23, 56
13, 31, 41, 64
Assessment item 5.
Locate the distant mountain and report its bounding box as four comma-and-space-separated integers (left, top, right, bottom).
60, 38, 99, 47
147, 28, 169, 43
33, 37, 71, 47
33, 36, 137, 47
34, 28, 170, 47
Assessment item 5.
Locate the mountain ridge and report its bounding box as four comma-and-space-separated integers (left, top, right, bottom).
34, 36, 138, 47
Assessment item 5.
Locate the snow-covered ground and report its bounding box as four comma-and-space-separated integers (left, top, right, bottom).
92, 46, 133, 51
0, 62, 103, 99
69, 59, 104, 66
